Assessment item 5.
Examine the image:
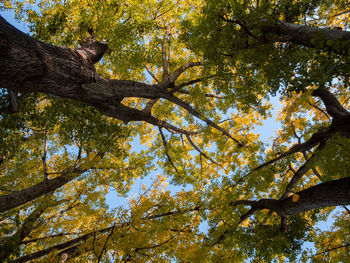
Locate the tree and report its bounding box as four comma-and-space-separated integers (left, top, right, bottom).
0, 0, 349, 261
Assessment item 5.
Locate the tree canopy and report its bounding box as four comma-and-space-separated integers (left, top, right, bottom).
0, 0, 349, 262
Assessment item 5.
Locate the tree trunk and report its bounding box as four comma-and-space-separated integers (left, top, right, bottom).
0, 15, 157, 123
270, 21, 350, 54
0, 153, 103, 213
0, 196, 58, 260
256, 177, 350, 216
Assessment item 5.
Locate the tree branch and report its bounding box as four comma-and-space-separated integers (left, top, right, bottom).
161, 93, 244, 146
312, 243, 350, 258
280, 141, 326, 200
312, 87, 350, 120
75, 37, 108, 64
185, 134, 219, 165
158, 127, 178, 172
0, 153, 104, 213
161, 26, 170, 81
169, 62, 202, 83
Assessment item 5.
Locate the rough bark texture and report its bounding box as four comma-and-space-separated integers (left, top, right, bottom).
0, 153, 103, 213
270, 21, 350, 54
0, 15, 240, 143
232, 177, 350, 217
263, 177, 350, 216
0, 16, 161, 121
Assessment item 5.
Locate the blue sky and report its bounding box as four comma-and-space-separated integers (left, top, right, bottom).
3, 9, 343, 261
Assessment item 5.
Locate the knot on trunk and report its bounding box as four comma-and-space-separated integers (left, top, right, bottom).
76, 37, 108, 64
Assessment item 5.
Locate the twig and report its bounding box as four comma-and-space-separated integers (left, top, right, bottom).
158, 127, 178, 172
42, 131, 49, 181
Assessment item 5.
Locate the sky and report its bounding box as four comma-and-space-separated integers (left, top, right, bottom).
2, 8, 343, 261
0, 6, 282, 215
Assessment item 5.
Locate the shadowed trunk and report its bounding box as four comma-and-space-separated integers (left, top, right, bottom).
0, 15, 242, 144
0, 153, 103, 213
0, 196, 59, 260
232, 177, 350, 217
269, 21, 350, 54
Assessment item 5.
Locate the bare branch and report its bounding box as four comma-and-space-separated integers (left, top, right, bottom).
158, 127, 178, 172
175, 89, 227, 99
312, 243, 350, 258
144, 65, 160, 83
309, 102, 331, 120
42, 131, 49, 181
185, 134, 219, 165
253, 127, 330, 172
174, 78, 204, 90
169, 62, 202, 83
161, 26, 170, 81
161, 93, 244, 146
0, 195, 59, 260
20, 232, 78, 245
97, 224, 116, 263
238, 207, 260, 225
74, 142, 83, 166
0, 152, 104, 213
280, 142, 326, 200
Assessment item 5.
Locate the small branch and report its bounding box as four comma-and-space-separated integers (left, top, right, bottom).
97, 224, 115, 263
20, 232, 78, 245
158, 127, 178, 172
144, 65, 160, 83
253, 127, 330, 172
309, 102, 331, 120
185, 134, 219, 165
169, 62, 202, 83
74, 143, 82, 166
312, 243, 350, 258
161, 93, 244, 146
42, 131, 49, 181
175, 89, 227, 99
174, 78, 205, 90
238, 207, 260, 225
161, 26, 170, 81
280, 142, 326, 200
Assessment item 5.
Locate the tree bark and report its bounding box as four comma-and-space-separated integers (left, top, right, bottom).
0, 153, 103, 213
234, 177, 350, 217
0, 15, 159, 122
0, 15, 242, 144
0, 196, 59, 260
269, 21, 350, 54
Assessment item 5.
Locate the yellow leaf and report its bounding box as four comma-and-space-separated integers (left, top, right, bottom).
292, 194, 300, 202
240, 218, 250, 228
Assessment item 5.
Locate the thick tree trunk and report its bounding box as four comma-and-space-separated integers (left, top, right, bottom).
253, 177, 350, 216
271, 21, 350, 54
0, 15, 242, 145
0, 15, 158, 123
0, 170, 78, 213
0, 153, 103, 213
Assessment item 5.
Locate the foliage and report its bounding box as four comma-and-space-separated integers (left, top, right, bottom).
0, 0, 350, 262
